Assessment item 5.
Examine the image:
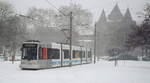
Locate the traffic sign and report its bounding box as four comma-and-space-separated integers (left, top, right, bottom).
112, 48, 120, 55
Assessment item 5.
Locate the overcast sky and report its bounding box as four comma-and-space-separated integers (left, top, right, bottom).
4, 0, 149, 24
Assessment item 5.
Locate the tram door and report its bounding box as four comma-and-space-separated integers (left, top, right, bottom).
42, 48, 47, 59
62, 50, 70, 66
38, 48, 49, 68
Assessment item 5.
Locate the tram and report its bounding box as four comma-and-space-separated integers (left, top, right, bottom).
19, 40, 92, 69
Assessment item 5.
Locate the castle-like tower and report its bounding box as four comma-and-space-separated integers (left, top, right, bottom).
96, 4, 136, 57
108, 4, 123, 22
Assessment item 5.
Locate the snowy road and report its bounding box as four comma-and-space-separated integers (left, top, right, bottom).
0, 60, 150, 83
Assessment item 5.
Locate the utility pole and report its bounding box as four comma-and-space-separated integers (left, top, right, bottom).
69, 12, 73, 66
94, 23, 96, 64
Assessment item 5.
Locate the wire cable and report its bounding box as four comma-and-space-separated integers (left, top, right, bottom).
45, 0, 67, 16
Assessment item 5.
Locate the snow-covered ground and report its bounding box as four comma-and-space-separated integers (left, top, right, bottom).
0, 60, 150, 83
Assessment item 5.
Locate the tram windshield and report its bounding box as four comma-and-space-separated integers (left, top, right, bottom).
22, 44, 37, 60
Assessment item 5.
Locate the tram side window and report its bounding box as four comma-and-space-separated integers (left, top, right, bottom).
81, 51, 85, 58
47, 48, 60, 59
73, 50, 80, 59
38, 47, 42, 59
88, 51, 91, 58
63, 50, 69, 59
47, 48, 51, 59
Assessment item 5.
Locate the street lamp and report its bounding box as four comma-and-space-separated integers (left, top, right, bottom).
94, 23, 97, 64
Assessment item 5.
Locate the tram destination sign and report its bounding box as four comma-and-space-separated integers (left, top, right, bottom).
23, 44, 37, 47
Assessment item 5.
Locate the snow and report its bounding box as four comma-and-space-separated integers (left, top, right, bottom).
0, 60, 150, 83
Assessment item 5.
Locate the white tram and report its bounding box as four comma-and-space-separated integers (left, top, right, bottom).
19, 40, 92, 69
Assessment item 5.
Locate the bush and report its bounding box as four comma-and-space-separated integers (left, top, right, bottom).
108, 54, 138, 61
142, 56, 150, 61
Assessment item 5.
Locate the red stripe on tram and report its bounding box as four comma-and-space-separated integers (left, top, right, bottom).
42, 48, 47, 59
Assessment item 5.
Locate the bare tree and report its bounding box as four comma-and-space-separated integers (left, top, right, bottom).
0, 1, 14, 22
125, 3, 150, 59
56, 3, 93, 31
0, 1, 28, 61
126, 3, 150, 48
27, 7, 56, 29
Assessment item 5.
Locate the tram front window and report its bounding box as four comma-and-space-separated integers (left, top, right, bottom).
22, 44, 37, 60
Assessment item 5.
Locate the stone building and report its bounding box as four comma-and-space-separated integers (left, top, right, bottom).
96, 4, 136, 57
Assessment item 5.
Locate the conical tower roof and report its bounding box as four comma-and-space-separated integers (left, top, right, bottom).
98, 9, 107, 23
123, 8, 132, 22
108, 4, 123, 21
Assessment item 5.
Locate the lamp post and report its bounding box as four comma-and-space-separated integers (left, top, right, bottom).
69, 12, 73, 66
59, 12, 73, 67
94, 23, 97, 64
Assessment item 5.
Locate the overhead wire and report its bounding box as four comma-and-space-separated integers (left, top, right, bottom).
45, 0, 67, 16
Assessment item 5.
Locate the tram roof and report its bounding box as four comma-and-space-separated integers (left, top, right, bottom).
23, 40, 90, 50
